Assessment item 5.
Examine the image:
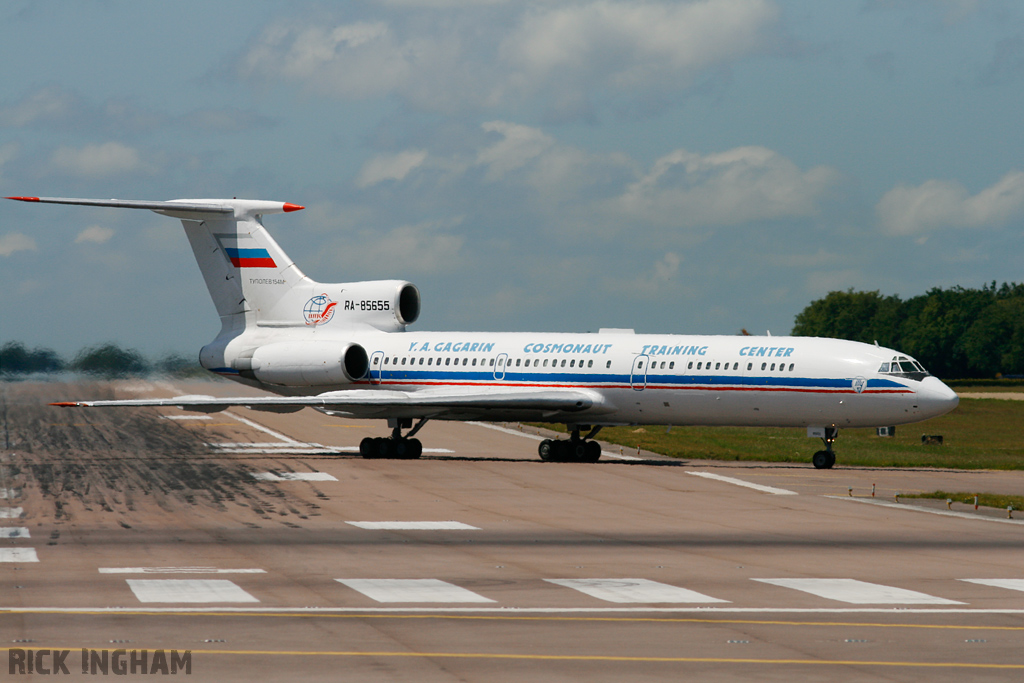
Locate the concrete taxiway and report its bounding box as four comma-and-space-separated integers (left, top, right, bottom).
2, 380, 1023, 681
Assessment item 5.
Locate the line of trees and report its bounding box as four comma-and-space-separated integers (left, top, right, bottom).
791, 282, 1024, 379
0, 342, 204, 379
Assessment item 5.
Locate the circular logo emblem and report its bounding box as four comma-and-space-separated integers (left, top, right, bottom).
852, 377, 867, 394
303, 294, 336, 326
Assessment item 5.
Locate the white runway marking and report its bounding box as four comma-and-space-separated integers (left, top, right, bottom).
100, 567, 266, 574
161, 415, 212, 420
545, 578, 728, 604
126, 579, 260, 603
0, 548, 38, 563
336, 579, 495, 603
0, 507, 23, 519
753, 578, 963, 605
831, 496, 1024, 525
251, 472, 338, 482
688, 471, 798, 495
345, 521, 480, 530
961, 579, 1024, 593
225, 412, 301, 443
0, 489, 19, 499
0, 527, 30, 539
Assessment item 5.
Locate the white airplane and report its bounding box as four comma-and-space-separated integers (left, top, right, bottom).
9, 196, 959, 468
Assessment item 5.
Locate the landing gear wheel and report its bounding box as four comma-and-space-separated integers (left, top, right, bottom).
401, 438, 422, 459
359, 437, 376, 459
375, 437, 394, 459
583, 440, 601, 463
539, 439, 557, 461
569, 441, 588, 462
812, 450, 835, 470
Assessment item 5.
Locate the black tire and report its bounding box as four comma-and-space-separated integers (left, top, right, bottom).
826, 451, 836, 469
812, 450, 831, 469
393, 439, 410, 459
570, 441, 588, 462
359, 437, 375, 459
375, 437, 393, 459
539, 439, 556, 461
583, 441, 601, 463
408, 438, 423, 459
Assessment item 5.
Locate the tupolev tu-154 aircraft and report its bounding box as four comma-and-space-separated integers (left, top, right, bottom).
9, 196, 959, 468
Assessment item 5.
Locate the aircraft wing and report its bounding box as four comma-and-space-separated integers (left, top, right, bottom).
50, 386, 612, 418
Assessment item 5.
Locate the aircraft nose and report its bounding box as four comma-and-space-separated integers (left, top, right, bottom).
916, 376, 959, 418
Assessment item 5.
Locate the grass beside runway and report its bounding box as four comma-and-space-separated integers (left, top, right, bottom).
533, 388, 1024, 470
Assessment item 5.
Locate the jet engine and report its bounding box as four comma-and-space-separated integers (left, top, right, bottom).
234, 341, 369, 386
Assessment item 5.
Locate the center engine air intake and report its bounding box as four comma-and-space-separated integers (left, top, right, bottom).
241, 341, 369, 386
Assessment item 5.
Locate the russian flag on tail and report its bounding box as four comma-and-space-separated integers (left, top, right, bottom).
216, 235, 277, 269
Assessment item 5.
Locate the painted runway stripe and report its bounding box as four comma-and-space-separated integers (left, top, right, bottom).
0, 489, 16, 499
126, 579, 260, 603
753, 579, 963, 605
961, 579, 1024, 593
0, 527, 30, 539
225, 412, 301, 444
0, 548, 38, 563
688, 471, 797, 495
345, 521, 480, 530
336, 579, 495, 603
5, 605, 1024, 615
251, 472, 339, 482
545, 579, 728, 604
831, 496, 1024, 525
0, 507, 23, 519
100, 567, 266, 574
161, 414, 212, 420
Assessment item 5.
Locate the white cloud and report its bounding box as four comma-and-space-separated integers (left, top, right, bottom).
0, 86, 77, 127
616, 146, 840, 227
356, 150, 428, 188
877, 170, 1024, 235
50, 142, 143, 177
0, 233, 36, 257
477, 121, 555, 180
238, 1, 780, 117
74, 225, 115, 244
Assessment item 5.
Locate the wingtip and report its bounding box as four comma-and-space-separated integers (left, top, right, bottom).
283, 202, 304, 212
49, 401, 82, 407
6, 196, 40, 202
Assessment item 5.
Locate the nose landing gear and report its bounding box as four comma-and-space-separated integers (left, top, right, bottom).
538, 425, 603, 463
811, 427, 838, 469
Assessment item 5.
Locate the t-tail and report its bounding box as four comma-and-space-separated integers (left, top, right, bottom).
6, 196, 421, 371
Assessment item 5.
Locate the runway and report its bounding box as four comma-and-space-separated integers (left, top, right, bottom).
2, 381, 1023, 681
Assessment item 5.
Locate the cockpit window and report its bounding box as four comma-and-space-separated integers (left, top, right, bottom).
879, 355, 930, 381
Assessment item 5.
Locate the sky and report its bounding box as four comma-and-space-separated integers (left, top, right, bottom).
2, 0, 1023, 357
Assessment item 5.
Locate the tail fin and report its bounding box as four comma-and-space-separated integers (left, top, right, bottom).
7, 196, 311, 329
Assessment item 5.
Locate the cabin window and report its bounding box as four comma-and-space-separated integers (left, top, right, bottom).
761, 362, 767, 371
419, 358, 424, 365
696, 362, 702, 370
669, 361, 674, 369
543, 359, 549, 367
770, 363, 775, 371
490, 358, 495, 366
747, 362, 752, 371
436, 357, 441, 365
516, 359, 521, 367
471, 358, 477, 366
561, 359, 567, 367
570, 359, 575, 368
400, 358, 405, 365
733, 362, 739, 370
445, 358, 451, 366
588, 360, 593, 368
688, 361, 693, 369
788, 363, 794, 371
715, 362, 720, 370
384, 357, 389, 365
427, 358, 432, 366
373, 357, 379, 365
605, 360, 611, 368
658, 361, 664, 369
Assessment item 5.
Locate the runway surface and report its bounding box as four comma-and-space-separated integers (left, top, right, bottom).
2, 380, 1023, 681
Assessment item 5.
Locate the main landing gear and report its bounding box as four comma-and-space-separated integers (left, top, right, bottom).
811, 427, 838, 470
538, 425, 603, 463
360, 418, 428, 459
